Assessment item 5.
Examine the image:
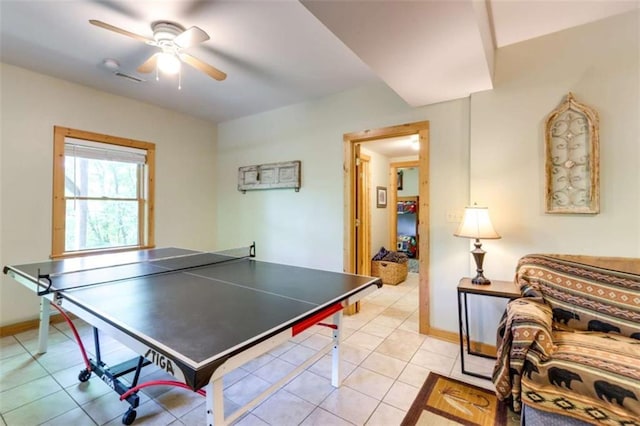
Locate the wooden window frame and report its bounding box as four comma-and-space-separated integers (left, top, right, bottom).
52, 126, 155, 258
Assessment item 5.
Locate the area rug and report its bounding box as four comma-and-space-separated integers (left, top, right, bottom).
401, 373, 507, 426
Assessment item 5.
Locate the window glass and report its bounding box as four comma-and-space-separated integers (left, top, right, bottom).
65, 199, 139, 251
64, 157, 140, 199
52, 127, 155, 257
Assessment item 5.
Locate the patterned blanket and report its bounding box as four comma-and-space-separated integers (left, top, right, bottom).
493, 297, 554, 412
493, 254, 640, 425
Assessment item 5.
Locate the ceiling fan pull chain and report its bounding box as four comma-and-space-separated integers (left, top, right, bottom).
178, 68, 182, 90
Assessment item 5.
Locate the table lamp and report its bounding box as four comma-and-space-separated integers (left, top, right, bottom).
454, 205, 501, 285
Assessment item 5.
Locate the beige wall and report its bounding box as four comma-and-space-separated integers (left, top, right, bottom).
216, 82, 470, 332
360, 147, 391, 255
217, 10, 639, 343
2, 10, 637, 341
398, 167, 419, 197
0, 63, 218, 326
474, 9, 640, 273
464, 10, 640, 341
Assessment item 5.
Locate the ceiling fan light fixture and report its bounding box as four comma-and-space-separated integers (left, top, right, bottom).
157, 52, 181, 75
90, 19, 226, 83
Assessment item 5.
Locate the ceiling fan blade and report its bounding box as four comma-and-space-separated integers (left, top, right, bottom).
137, 53, 160, 74
89, 19, 154, 44
174, 26, 209, 49
179, 53, 226, 81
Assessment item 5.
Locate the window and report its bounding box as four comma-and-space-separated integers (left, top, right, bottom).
52, 126, 155, 257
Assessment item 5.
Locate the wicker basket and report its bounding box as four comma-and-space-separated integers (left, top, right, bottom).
371, 260, 408, 285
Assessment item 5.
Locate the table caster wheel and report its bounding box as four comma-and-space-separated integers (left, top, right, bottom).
78, 369, 91, 382
122, 408, 136, 425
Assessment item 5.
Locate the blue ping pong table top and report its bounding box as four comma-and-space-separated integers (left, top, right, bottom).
4, 247, 381, 390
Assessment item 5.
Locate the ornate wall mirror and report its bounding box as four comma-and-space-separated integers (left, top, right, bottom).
544, 92, 599, 214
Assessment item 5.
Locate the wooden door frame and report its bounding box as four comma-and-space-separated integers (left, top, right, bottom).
356, 151, 372, 276
343, 121, 430, 334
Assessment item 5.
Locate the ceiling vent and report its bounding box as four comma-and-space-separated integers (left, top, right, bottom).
114, 72, 145, 83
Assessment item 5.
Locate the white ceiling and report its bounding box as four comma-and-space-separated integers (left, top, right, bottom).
302, 0, 496, 107
490, 0, 639, 47
363, 135, 421, 158
1, 1, 637, 124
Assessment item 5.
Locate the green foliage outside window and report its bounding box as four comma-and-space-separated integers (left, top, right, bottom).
64, 157, 141, 252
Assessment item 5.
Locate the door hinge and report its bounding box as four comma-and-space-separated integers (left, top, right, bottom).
355, 218, 360, 227
355, 157, 361, 167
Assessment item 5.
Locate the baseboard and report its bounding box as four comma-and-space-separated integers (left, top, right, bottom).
428, 326, 497, 357
0, 312, 74, 337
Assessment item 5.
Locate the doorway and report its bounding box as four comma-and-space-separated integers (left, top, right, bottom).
391, 162, 420, 272
343, 121, 430, 334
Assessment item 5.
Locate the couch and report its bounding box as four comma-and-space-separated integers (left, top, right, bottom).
493, 254, 640, 425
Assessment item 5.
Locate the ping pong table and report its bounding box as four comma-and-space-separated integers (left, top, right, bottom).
3, 244, 381, 425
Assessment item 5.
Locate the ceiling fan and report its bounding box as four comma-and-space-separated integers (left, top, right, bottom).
89, 19, 226, 82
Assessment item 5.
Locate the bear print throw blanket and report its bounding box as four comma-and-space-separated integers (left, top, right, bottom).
492, 254, 640, 425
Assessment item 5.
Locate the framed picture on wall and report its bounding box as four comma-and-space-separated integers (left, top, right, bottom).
376, 186, 387, 208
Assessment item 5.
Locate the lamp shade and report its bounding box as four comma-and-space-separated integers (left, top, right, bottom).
454, 206, 501, 240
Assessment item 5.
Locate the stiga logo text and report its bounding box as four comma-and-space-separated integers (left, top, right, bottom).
145, 349, 175, 375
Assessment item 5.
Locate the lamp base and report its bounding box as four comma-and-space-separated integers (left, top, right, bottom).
470, 239, 491, 285
471, 274, 491, 285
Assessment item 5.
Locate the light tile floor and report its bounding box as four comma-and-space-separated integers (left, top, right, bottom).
0, 273, 514, 425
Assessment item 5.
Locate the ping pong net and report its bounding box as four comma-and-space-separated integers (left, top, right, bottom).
36, 243, 256, 296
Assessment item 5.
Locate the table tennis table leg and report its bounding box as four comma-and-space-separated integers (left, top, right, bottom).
331, 310, 343, 387
205, 377, 224, 426
37, 298, 51, 354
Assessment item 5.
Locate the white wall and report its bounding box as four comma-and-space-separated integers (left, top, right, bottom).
4, 9, 636, 343
0, 63, 218, 326
398, 167, 419, 197
360, 147, 391, 255
466, 10, 640, 342
217, 10, 639, 344
216, 82, 471, 333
